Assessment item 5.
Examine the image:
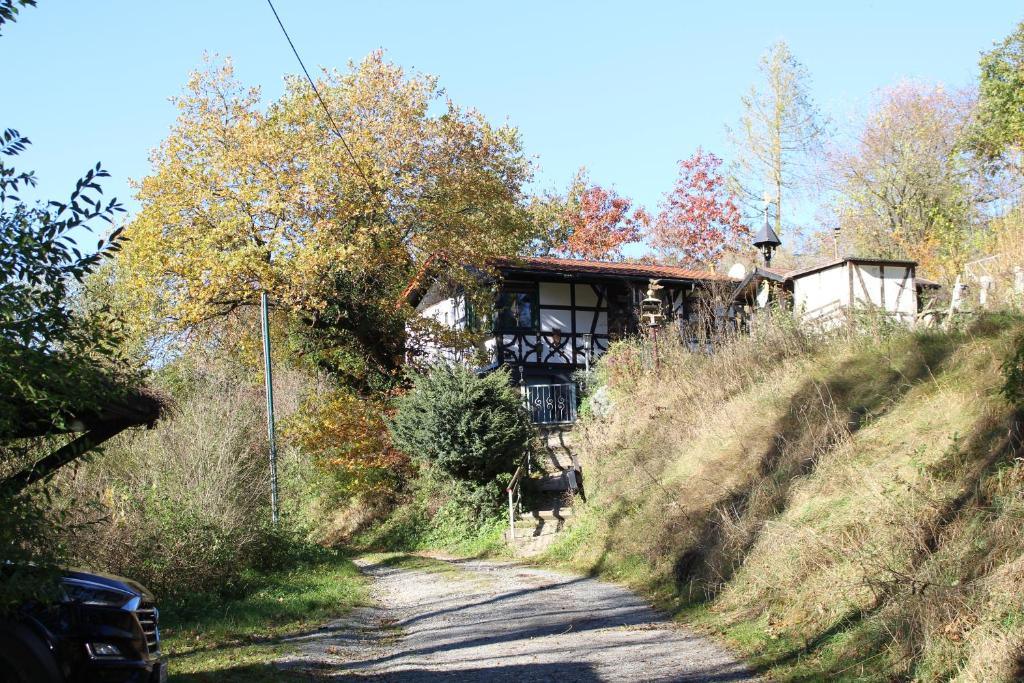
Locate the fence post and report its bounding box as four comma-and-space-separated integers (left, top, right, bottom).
507, 486, 516, 542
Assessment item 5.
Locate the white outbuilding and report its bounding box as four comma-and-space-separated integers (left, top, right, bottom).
787, 257, 922, 327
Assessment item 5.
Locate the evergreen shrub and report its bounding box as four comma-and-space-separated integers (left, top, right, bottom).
388, 365, 532, 485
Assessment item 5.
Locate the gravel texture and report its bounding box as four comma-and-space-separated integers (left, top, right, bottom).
278, 556, 760, 682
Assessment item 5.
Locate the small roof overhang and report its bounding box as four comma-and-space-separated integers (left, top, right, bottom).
728, 266, 787, 303
785, 256, 918, 281
2, 346, 166, 493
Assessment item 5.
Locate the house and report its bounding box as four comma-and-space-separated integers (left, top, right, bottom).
413, 254, 937, 425
412, 256, 734, 424
730, 256, 939, 328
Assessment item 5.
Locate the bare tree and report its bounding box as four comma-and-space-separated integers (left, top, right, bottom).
727, 41, 827, 236
827, 82, 1006, 282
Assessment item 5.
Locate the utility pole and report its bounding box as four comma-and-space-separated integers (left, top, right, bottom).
260, 291, 280, 525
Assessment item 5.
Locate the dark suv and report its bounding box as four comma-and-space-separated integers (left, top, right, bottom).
0, 568, 166, 683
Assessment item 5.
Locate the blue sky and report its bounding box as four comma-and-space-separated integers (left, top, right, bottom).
3, 1, 1021, 252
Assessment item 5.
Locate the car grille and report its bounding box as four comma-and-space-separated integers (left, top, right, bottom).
135, 604, 160, 655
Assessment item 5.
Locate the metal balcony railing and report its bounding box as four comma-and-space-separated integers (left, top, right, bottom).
523, 383, 577, 425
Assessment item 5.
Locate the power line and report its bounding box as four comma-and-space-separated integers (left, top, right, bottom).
264, 0, 391, 221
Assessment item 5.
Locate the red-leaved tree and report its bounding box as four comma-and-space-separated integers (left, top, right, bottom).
555, 171, 648, 259
650, 149, 748, 266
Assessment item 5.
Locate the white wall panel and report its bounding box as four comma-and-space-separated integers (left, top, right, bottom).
574, 284, 599, 306
540, 308, 571, 332
854, 265, 883, 306
793, 263, 848, 326
884, 267, 916, 314
539, 282, 571, 307
575, 310, 607, 334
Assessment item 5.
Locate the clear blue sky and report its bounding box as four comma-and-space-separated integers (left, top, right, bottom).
3, 1, 1021, 251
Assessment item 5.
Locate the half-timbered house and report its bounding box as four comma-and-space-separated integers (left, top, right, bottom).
412, 256, 734, 424
412, 254, 938, 425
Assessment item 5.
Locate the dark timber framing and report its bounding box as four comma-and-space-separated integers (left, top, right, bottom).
491, 267, 705, 378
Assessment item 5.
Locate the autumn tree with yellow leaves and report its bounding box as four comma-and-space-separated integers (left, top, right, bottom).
118, 52, 536, 358
113, 52, 540, 498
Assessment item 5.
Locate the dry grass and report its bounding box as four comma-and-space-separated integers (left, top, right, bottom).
546, 312, 1024, 681
50, 354, 326, 598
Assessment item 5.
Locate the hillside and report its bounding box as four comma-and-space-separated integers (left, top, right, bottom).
541, 315, 1024, 682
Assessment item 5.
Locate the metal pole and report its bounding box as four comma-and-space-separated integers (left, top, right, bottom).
650, 323, 659, 371
261, 291, 280, 526
508, 487, 515, 542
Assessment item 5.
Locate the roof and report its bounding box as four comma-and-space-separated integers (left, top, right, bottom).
493, 256, 735, 283
728, 266, 787, 303
1, 345, 167, 494
11, 386, 164, 440
4, 343, 165, 440
784, 256, 918, 280
753, 217, 781, 249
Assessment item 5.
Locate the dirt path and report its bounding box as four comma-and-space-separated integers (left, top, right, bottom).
279, 555, 760, 682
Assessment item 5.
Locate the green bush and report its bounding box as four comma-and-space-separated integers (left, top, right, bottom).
1001, 332, 1024, 406
388, 365, 533, 484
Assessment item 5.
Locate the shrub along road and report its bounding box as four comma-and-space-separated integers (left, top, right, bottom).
278, 554, 759, 681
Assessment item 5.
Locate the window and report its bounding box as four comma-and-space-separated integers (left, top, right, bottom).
495, 285, 538, 331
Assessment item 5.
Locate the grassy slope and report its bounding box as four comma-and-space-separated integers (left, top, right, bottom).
162, 553, 367, 682
541, 316, 1024, 682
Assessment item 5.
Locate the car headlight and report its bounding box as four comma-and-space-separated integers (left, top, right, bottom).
60, 578, 137, 609
85, 642, 123, 658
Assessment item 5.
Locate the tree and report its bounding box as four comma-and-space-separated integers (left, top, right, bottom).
0, 128, 142, 607
0, 0, 35, 34
969, 20, 1024, 166
829, 82, 983, 280
728, 41, 827, 235
548, 169, 647, 259
388, 365, 532, 488
286, 387, 410, 498
649, 149, 748, 266
0, 129, 131, 438
117, 53, 536, 353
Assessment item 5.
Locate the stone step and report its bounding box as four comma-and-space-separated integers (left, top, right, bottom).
514, 519, 567, 534
519, 507, 573, 522
531, 472, 573, 492
512, 528, 561, 540
513, 532, 561, 556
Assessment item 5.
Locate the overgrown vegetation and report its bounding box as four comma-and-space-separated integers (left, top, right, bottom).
541, 314, 1024, 681
354, 365, 532, 556
355, 469, 510, 557
51, 350, 329, 599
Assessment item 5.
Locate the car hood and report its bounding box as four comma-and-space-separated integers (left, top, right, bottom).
63, 568, 156, 603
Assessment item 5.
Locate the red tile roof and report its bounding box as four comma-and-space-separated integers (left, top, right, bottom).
493, 256, 735, 282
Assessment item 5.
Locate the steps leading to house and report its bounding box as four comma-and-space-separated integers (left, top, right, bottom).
536, 426, 576, 473
508, 425, 582, 556
519, 506, 574, 522
534, 472, 575, 492
510, 491, 576, 557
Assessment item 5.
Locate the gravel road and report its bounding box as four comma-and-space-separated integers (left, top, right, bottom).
279, 555, 760, 682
